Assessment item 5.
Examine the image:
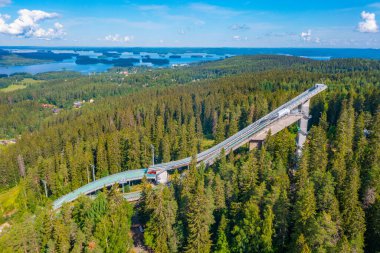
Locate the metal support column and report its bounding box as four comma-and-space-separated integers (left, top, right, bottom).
151, 144, 155, 166
41, 179, 48, 197
296, 100, 310, 156
91, 164, 96, 181
249, 140, 263, 151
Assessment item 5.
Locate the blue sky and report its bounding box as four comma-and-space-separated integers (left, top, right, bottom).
0, 0, 379, 47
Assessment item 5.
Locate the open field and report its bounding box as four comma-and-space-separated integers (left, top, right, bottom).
0, 84, 27, 92
0, 78, 44, 93
0, 186, 19, 218
18, 78, 44, 85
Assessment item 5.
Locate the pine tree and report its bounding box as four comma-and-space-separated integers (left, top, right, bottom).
94, 190, 133, 253
363, 109, 380, 253
257, 142, 273, 182
187, 117, 197, 154
106, 133, 121, 174
314, 171, 341, 222
125, 131, 141, 170
195, 113, 203, 138
308, 126, 328, 175
213, 174, 226, 211
214, 215, 230, 253
52, 217, 71, 253
185, 181, 214, 253
36, 208, 54, 252
341, 160, 365, 252
161, 133, 171, 163
295, 234, 311, 253
237, 153, 258, 202
261, 205, 274, 253
139, 176, 154, 224
144, 186, 178, 253
231, 197, 261, 253
217, 149, 227, 176
311, 212, 339, 252
291, 146, 317, 251
331, 99, 355, 199
140, 134, 153, 167
228, 111, 238, 137
65, 141, 80, 190
363, 108, 380, 206
154, 116, 164, 149
215, 112, 226, 143
96, 135, 108, 177
308, 126, 341, 223
178, 124, 188, 158
273, 188, 289, 252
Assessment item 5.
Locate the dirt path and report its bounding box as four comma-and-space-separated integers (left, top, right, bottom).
130, 205, 152, 253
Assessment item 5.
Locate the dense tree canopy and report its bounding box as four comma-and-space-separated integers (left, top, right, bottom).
0, 55, 379, 252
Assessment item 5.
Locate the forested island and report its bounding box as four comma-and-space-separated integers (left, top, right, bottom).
0, 55, 379, 253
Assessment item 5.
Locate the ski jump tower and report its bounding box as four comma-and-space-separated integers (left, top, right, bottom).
53, 84, 327, 209
150, 84, 327, 183
248, 98, 311, 156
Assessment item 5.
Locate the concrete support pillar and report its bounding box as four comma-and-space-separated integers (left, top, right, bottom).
156, 171, 168, 184
296, 100, 310, 156
249, 140, 263, 151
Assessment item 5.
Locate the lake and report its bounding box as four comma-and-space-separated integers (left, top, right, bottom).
0, 47, 379, 75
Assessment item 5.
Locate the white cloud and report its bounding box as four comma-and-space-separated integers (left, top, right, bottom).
0, 0, 11, 7
124, 35, 134, 42
0, 14, 10, 20
33, 22, 65, 40
0, 9, 65, 39
358, 11, 378, 33
232, 35, 248, 41
229, 24, 250, 31
300, 29, 312, 41
104, 34, 134, 42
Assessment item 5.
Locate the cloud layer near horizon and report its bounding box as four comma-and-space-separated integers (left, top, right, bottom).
104, 34, 134, 42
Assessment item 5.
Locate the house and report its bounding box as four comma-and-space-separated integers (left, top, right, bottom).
41, 103, 54, 109
118, 71, 129, 76
0, 222, 11, 234
0, 139, 16, 145
73, 101, 82, 108
52, 108, 61, 114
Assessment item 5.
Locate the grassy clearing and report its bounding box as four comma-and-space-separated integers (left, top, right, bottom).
201, 138, 215, 150
0, 186, 20, 217
129, 184, 143, 192
0, 78, 44, 93
18, 78, 44, 85
0, 84, 27, 93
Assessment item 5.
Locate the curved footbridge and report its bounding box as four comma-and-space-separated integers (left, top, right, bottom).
53, 84, 327, 210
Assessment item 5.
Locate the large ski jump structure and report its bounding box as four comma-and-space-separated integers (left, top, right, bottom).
53, 84, 327, 209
